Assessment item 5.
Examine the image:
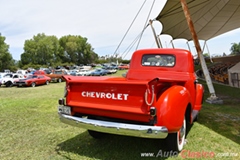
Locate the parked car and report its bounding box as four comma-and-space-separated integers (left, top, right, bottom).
102, 64, 111, 70
0, 73, 24, 87
42, 68, 52, 74
118, 64, 129, 70
46, 69, 68, 82
110, 64, 119, 70
69, 69, 79, 76
3, 69, 11, 74
33, 70, 46, 75
16, 70, 33, 78
77, 69, 92, 76
91, 69, 108, 76
107, 68, 117, 74
15, 75, 51, 87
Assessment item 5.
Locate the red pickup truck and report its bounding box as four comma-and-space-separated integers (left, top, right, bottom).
58, 48, 204, 152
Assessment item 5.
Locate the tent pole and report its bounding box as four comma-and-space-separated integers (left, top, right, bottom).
186, 41, 191, 52
202, 41, 214, 63
171, 40, 175, 48
180, 0, 223, 104
149, 19, 162, 48
158, 35, 164, 48
205, 41, 213, 63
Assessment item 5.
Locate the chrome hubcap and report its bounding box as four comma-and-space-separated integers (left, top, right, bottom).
179, 125, 185, 140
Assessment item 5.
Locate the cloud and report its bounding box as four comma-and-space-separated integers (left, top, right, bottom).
1, 0, 240, 60
1, 0, 168, 60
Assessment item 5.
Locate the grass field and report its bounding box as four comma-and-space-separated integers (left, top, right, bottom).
0, 71, 239, 160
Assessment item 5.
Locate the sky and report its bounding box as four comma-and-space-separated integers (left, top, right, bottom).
1, 0, 240, 61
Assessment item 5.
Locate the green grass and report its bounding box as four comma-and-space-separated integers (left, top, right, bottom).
198, 80, 240, 145
0, 72, 239, 160
109, 69, 128, 77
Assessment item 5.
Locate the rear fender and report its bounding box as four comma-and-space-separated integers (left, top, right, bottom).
155, 85, 191, 132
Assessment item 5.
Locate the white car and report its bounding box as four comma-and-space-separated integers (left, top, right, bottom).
0, 73, 7, 80
0, 73, 24, 87
77, 69, 92, 76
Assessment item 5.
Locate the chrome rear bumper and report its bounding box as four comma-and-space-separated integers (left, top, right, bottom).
59, 112, 168, 139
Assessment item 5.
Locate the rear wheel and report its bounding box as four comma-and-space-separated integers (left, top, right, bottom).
6, 81, 13, 87
58, 78, 62, 83
46, 81, 49, 85
165, 117, 186, 152
31, 82, 36, 87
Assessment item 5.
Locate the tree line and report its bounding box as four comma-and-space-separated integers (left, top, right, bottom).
0, 33, 15, 72
1, 32, 240, 72
0, 33, 129, 72
230, 42, 240, 55
20, 33, 99, 69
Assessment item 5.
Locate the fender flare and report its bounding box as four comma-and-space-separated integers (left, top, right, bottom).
155, 85, 192, 132
195, 83, 204, 111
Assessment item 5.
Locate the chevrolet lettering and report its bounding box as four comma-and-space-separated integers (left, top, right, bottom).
81, 91, 129, 100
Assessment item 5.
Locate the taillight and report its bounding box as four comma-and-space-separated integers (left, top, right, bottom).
150, 107, 156, 116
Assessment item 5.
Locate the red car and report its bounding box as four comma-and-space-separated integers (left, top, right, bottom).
15, 75, 51, 87
118, 64, 129, 70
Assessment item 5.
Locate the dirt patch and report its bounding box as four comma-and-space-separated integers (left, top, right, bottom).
215, 94, 240, 105
215, 112, 240, 122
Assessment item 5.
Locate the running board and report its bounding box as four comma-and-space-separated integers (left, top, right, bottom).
192, 110, 199, 121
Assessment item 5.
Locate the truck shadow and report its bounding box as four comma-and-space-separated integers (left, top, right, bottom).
56, 131, 187, 160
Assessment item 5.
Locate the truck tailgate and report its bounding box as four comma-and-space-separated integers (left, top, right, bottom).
63, 76, 156, 122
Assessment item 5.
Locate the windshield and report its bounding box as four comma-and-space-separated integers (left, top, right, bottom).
3, 74, 13, 78
26, 75, 37, 79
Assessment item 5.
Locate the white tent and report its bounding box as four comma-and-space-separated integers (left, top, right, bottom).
156, 0, 240, 41
156, 0, 240, 101
228, 62, 240, 88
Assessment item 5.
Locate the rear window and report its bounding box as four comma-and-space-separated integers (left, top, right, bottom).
142, 54, 175, 67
